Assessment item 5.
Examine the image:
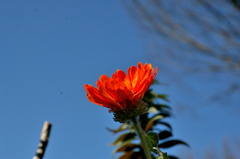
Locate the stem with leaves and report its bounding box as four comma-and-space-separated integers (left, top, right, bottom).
131, 116, 152, 159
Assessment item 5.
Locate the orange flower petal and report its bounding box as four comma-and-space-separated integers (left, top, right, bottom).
84, 62, 158, 112
84, 84, 113, 108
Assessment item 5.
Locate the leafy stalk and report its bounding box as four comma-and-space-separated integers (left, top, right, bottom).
131, 117, 152, 159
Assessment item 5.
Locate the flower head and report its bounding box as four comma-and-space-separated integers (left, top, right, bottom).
84, 62, 158, 122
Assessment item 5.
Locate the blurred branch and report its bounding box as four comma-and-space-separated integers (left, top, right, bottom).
120, 0, 240, 105
231, 0, 240, 9
33, 121, 52, 159
121, 0, 240, 72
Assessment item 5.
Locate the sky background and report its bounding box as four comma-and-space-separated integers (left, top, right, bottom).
0, 0, 239, 159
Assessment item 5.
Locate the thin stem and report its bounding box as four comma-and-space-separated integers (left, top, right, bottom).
131, 117, 152, 159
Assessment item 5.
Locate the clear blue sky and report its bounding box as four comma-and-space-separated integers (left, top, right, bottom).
0, 0, 239, 159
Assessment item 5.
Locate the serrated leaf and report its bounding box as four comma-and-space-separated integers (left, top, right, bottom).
158, 130, 172, 140
158, 140, 189, 148
110, 132, 136, 146
146, 132, 159, 150
145, 115, 164, 131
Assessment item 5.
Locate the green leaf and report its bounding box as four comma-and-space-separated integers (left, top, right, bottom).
114, 143, 140, 153
168, 156, 179, 159
148, 107, 159, 113
145, 115, 164, 131
107, 123, 130, 134
158, 140, 189, 148
152, 104, 171, 110
118, 151, 135, 159
112, 141, 140, 157
146, 132, 159, 150
119, 151, 144, 159
158, 130, 172, 140
152, 80, 161, 85
156, 111, 171, 118
110, 132, 136, 146
155, 121, 172, 131
156, 94, 169, 102
160, 152, 170, 159
153, 147, 170, 159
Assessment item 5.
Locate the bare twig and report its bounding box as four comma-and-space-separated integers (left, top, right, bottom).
33, 121, 52, 159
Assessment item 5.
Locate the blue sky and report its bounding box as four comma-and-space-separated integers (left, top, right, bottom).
1, 0, 239, 159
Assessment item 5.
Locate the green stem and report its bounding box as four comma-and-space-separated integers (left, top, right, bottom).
131, 117, 152, 159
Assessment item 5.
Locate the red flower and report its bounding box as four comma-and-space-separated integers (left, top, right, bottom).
84, 62, 158, 122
